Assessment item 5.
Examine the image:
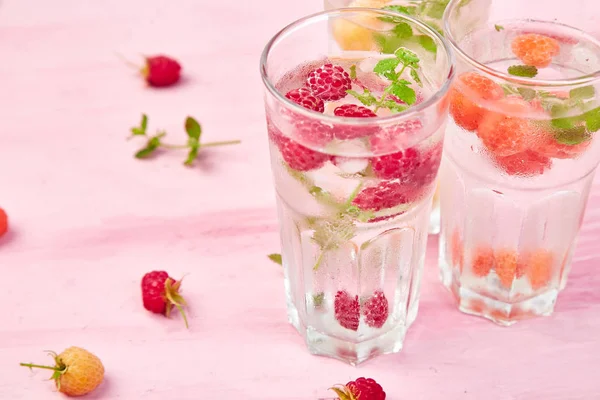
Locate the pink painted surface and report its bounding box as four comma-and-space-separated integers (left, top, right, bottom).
1, 0, 600, 398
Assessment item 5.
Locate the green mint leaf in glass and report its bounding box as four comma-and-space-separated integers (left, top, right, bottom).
394, 47, 420, 67
380, 5, 417, 20
410, 68, 423, 87
570, 86, 596, 101
419, 0, 449, 20
551, 116, 579, 130
554, 126, 590, 145
349, 65, 357, 80
268, 253, 283, 266
388, 81, 416, 105
373, 57, 401, 80
313, 292, 325, 307
584, 106, 600, 132
347, 89, 378, 107
415, 35, 437, 53
517, 88, 537, 101
380, 100, 408, 113
507, 65, 538, 78
495, 24, 504, 32
185, 117, 202, 140
392, 22, 413, 40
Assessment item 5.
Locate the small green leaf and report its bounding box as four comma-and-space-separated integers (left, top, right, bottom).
380, 99, 408, 113
131, 114, 148, 136
185, 117, 202, 140
392, 22, 413, 39
553, 126, 590, 145
420, 0, 448, 19
388, 81, 416, 105
410, 68, 422, 87
374, 33, 403, 54
135, 135, 162, 158
268, 253, 282, 265
184, 145, 199, 166
495, 24, 504, 32
347, 89, 378, 107
507, 65, 538, 78
584, 106, 600, 132
349, 65, 357, 80
517, 88, 537, 101
380, 5, 417, 19
415, 35, 437, 53
373, 58, 401, 80
394, 47, 420, 66
141, 114, 148, 131
570, 86, 596, 101
312, 292, 324, 307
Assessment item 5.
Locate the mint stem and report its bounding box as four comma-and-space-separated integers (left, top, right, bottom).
313, 249, 326, 271
201, 140, 242, 148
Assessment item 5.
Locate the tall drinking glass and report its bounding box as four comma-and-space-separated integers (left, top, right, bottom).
439, 0, 600, 325
261, 9, 454, 364
323, 0, 491, 234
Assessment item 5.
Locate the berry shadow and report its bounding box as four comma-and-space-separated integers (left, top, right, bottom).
85, 378, 111, 399
0, 228, 18, 246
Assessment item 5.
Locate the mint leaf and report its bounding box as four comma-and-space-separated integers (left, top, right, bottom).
373, 58, 401, 80
551, 117, 579, 130
419, 0, 449, 19
394, 47, 420, 67
570, 86, 595, 101
349, 64, 357, 80
380, 5, 417, 20
517, 88, 537, 101
380, 99, 408, 113
131, 114, 148, 136
392, 22, 413, 39
508, 65, 538, 78
410, 68, 422, 87
268, 253, 282, 265
554, 126, 590, 145
347, 89, 378, 107
388, 81, 416, 105
416, 35, 437, 53
495, 24, 504, 32
584, 106, 600, 132
313, 292, 324, 307
135, 134, 163, 158
185, 117, 201, 140
184, 143, 199, 166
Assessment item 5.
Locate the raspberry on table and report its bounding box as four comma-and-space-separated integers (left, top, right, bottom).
333, 104, 378, 140
352, 181, 414, 212
472, 246, 494, 277
512, 33, 560, 68
345, 377, 386, 400
306, 63, 352, 101
449, 72, 504, 132
362, 290, 389, 328
477, 97, 535, 156
494, 150, 552, 177
0, 208, 8, 237
143, 55, 182, 87
334, 290, 360, 331
494, 248, 518, 288
285, 87, 324, 113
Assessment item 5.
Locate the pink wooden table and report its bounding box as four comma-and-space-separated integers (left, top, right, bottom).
1, 0, 600, 398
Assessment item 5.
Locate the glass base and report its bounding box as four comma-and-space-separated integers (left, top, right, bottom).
439, 252, 558, 326
287, 301, 416, 366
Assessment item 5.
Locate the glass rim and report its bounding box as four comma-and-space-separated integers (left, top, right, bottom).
259, 8, 456, 126
443, 0, 600, 87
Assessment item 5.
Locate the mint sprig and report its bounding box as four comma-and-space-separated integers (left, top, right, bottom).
130, 114, 241, 166
348, 47, 422, 112
508, 65, 538, 78
268, 253, 282, 266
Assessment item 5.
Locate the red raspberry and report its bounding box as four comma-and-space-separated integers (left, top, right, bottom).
512, 33, 560, 68
449, 72, 504, 131
362, 291, 389, 328
370, 142, 442, 188
0, 208, 8, 238
333, 104, 378, 140
370, 119, 423, 154
294, 118, 334, 146
141, 271, 189, 327
472, 246, 494, 277
285, 88, 324, 113
352, 181, 414, 212
143, 55, 182, 87
306, 63, 352, 101
477, 97, 534, 156
521, 30, 578, 45
268, 124, 330, 171
334, 290, 360, 331
332, 377, 386, 400
494, 150, 552, 177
